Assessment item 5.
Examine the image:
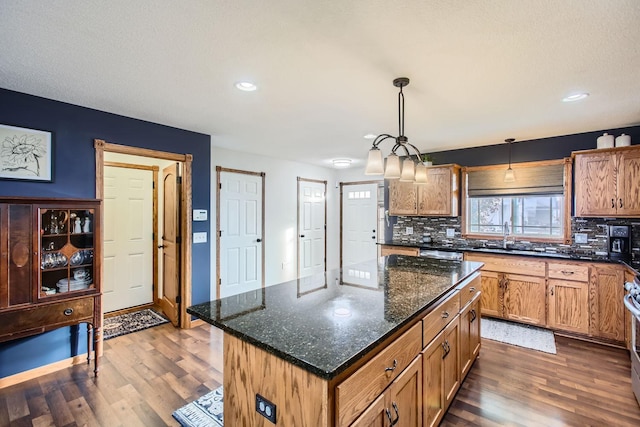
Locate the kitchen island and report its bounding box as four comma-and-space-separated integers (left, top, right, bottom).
188, 255, 483, 426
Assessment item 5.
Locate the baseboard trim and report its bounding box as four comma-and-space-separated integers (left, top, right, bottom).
190, 318, 205, 328
0, 354, 89, 389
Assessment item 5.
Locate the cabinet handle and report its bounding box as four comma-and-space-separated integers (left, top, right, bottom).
442, 341, 451, 359
442, 311, 449, 319
386, 408, 393, 425
63, 308, 73, 316
612, 198, 615, 208
390, 402, 400, 426
469, 287, 475, 292
384, 359, 398, 372
620, 198, 623, 208
550, 287, 554, 296
561, 270, 574, 275
470, 309, 477, 322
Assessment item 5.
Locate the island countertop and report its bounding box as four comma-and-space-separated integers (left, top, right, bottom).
187, 255, 483, 380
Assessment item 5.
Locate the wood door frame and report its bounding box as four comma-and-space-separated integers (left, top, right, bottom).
339, 180, 382, 269
103, 161, 160, 306
95, 139, 193, 328
296, 177, 327, 279
216, 166, 265, 300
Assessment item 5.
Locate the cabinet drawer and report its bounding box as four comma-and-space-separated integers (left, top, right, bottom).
336, 322, 422, 427
548, 262, 589, 282
458, 274, 481, 309
0, 297, 95, 339
465, 253, 545, 277
380, 245, 420, 257
422, 292, 460, 346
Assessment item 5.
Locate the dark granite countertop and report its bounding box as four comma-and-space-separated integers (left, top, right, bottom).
187, 256, 482, 380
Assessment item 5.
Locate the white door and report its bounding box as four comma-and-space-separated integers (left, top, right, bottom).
298, 179, 326, 280
342, 183, 379, 266
219, 171, 263, 298
103, 165, 154, 312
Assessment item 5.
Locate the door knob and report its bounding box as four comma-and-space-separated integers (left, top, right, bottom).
256, 238, 262, 243
371, 236, 376, 239
300, 234, 305, 238
158, 245, 165, 249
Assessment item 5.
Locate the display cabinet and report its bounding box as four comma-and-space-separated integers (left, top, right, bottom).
0, 197, 101, 375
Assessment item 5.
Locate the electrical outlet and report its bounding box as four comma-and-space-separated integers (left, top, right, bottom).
446, 228, 455, 238
256, 394, 276, 424
405, 226, 413, 235
575, 233, 588, 244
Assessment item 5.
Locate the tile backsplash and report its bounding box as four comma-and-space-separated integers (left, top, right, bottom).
391, 216, 639, 264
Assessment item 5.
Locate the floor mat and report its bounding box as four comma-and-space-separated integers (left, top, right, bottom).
103, 308, 168, 340
173, 386, 223, 427
481, 317, 557, 354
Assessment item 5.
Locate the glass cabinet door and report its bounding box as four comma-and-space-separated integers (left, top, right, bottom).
39, 208, 95, 298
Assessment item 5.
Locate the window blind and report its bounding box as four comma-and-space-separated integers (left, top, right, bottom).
467, 162, 565, 197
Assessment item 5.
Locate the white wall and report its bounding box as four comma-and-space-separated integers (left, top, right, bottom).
210, 147, 348, 299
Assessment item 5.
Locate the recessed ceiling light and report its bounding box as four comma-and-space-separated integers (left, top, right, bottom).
235, 81, 257, 92
562, 92, 589, 102
332, 159, 352, 168
363, 134, 377, 139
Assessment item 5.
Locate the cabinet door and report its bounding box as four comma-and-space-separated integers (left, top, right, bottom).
460, 295, 481, 377
350, 393, 387, 427
616, 149, 640, 216
417, 167, 452, 216
422, 331, 445, 427
442, 318, 460, 409
503, 274, 546, 326
590, 265, 625, 341
547, 279, 589, 334
387, 354, 422, 427
389, 180, 417, 215
574, 152, 617, 216
479, 271, 502, 317
1, 204, 33, 308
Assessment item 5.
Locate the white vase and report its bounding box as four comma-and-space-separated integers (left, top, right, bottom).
615, 134, 631, 147
597, 133, 614, 149
82, 217, 91, 233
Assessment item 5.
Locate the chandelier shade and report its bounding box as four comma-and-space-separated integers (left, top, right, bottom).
504, 138, 516, 183
364, 77, 427, 184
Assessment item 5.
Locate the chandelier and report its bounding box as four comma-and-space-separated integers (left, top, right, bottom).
364, 77, 427, 184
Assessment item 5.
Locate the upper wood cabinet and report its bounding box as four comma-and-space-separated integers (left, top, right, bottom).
389, 164, 461, 217
574, 145, 640, 217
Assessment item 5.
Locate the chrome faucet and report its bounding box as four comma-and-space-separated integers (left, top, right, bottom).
503, 221, 510, 249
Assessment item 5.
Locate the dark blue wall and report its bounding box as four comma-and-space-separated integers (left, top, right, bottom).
429, 126, 640, 166
0, 88, 211, 377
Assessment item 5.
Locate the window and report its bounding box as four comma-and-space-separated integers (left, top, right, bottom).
467, 195, 564, 238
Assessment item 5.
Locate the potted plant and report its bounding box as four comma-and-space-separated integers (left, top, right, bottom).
421, 153, 433, 167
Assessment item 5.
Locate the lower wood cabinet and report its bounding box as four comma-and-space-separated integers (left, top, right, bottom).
352, 355, 423, 427
503, 273, 546, 326
590, 264, 626, 341
422, 316, 460, 427
460, 294, 481, 378
548, 279, 589, 334
380, 245, 420, 257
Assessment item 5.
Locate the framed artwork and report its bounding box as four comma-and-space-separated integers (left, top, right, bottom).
0, 124, 52, 182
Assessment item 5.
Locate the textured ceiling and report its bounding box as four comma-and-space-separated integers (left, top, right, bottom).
1, 1, 640, 169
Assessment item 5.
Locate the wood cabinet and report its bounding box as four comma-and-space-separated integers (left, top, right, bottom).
389, 180, 417, 215
590, 264, 626, 341
389, 164, 461, 217
0, 198, 102, 374
417, 165, 461, 216
547, 262, 589, 334
380, 244, 420, 257
466, 251, 628, 344
574, 145, 640, 217
460, 293, 481, 378
422, 316, 460, 427
465, 253, 546, 326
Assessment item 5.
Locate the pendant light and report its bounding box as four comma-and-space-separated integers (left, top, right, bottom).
364, 77, 427, 184
504, 138, 516, 183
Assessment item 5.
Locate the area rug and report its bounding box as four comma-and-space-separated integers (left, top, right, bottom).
173, 386, 223, 427
103, 308, 168, 340
481, 317, 557, 354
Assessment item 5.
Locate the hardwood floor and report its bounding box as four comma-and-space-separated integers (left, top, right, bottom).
1, 323, 639, 426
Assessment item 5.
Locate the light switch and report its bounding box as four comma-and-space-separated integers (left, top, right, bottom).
446, 228, 455, 238
193, 232, 207, 243
405, 227, 413, 235
575, 233, 588, 244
